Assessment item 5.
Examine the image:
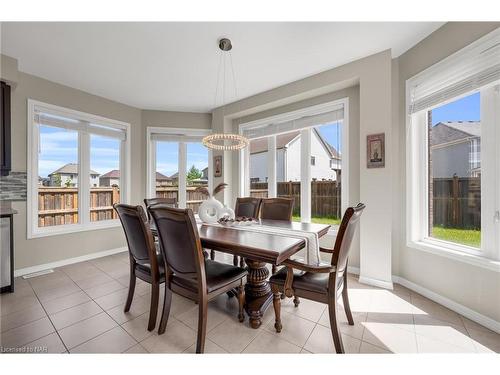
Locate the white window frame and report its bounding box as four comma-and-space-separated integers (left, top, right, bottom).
27, 99, 131, 239
146, 127, 212, 208
238, 98, 349, 232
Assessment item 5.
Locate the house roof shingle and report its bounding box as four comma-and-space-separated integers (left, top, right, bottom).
430, 121, 480, 147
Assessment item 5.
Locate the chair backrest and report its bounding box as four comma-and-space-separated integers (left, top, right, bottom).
148, 205, 205, 283
144, 197, 178, 220
235, 197, 261, 219
331, 203, 365, 274
260, 197, 294, 221
114, 204, 158, 271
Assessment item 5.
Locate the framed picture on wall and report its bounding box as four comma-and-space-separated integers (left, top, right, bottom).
367, 133, 385, 168
214, 155, 223, 177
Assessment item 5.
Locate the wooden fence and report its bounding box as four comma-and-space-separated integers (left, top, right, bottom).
431, 176, 480, 229
250, 180, 342, 218
38, 187, 119, 227
155, 186, 206, 212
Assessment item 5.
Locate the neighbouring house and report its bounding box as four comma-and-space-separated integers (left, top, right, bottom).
250, 129, 341, 183
430, 121, 481, 178
99, 169, 120, 187
48, 163, 100, 187
155, 171, 172, 186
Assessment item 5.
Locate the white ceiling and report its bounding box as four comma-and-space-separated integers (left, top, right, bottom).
1, 22, 444, 112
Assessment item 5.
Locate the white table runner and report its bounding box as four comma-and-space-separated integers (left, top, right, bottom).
197, 219, 321, 265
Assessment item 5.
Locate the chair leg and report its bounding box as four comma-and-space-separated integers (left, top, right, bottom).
233, 255, 239, 266
210, 250, 215, 260
147, 282, 159, 331
271, 284, 282, 333
342, 273, 354, 325
239, 257, 246, 268
271, 265, 277, 274
237, 284, 245, 322
158, 286, 172, 334
196, 298, 208, 354
124, 271, 136, 312
328, 296, 344, 354
293, 295, 300, 307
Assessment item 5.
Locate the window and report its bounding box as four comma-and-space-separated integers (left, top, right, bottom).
28, 100, 130, 238
147, 128, 212, 210
406, 28, 500, 263
241, 99, 348, 227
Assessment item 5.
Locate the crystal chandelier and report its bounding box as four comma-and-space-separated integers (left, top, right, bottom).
202, 38, 249, 151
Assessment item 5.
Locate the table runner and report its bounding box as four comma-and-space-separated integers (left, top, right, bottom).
197, 219, 321, 265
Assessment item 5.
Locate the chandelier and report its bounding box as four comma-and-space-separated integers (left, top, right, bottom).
202, 38, 249, 151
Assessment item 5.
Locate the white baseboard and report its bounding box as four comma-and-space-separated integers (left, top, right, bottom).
346, 265, 500, 334
14, 247, 127, 277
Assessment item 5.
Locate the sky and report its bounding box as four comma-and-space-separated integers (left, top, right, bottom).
431, 92, 480, 125
156, 141, 208, 177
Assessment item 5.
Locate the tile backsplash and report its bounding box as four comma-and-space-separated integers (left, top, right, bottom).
0, 171, 27, 201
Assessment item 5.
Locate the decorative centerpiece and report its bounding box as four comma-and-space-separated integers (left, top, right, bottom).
196, 183, 232, 224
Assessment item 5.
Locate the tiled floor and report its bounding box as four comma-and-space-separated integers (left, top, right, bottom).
1, 251, 499, 354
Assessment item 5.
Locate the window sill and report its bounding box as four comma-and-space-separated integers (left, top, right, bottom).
408, 239, 500, 272
28, 220, 121, 239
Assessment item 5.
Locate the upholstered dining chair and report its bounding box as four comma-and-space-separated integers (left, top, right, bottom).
211, 197, 262, 267
148, 205, 248, 354
114, 203, 164, 332
269, 203, 365, 353
260, 197, 294, 274
144, 197, 178, 220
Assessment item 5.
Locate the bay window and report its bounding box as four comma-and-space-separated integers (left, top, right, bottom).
28, 100, 130, 238
146, 127, 212, 212
240, 99, 348, 228
406, 28, 500, 264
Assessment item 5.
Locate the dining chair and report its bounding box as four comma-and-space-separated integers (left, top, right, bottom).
211, 197, 261, 267
114, 203, 165, 331
260, 197, 294, 274
144, 197, 178, 220
268, 203, 365, 353
148, 205, 248, 353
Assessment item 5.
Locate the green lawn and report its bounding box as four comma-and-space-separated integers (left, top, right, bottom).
431, 226, 481, 248
292, 215, 341, 226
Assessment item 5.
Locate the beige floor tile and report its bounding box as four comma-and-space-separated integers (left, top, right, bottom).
41, 290, 91, 315
264, 311, 315, 347
70, 326, 137, 353
184, 338, 228, 353
176, 304, 230, 333
0, 303, 46, 332
84, 280, 125, 299
207, 315, 261, 353
0, 317, 55, 348
93, 288, 129, 310
0, 294, 41, 316
243, 330, 302, 353
362, 322, 418, 353
50, 300, 103, 330
124, 343, 148, 353
300, 348, 313, 354
303, 324, 361, 353
35, 283, 81, 303
22, 332, 67, 354
366, 312, 414, 333
61, 262, 105, 282
318, 309, 367, 339
359, 341, 392, 353
461, 316, 497, 335
368, 289, 415, 314
169, 293, 198, 318
416, 334, 476, 353
106, 295, 150, 324
74, 273, 114, 290
411, 295, 464, 326
121, 312, 177, 342
467, 327, 500, 353
281, 297, 326, 323
414, 320, 475, 351
141, 321, 197, 353
58, 312, 117, 349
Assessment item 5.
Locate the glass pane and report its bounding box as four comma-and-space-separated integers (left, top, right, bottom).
155, 141, 179, 204
249, 138, 268, 198
186, 142, 208, 214
90, 134, 121, 222
428, 92, 481, 248
38, 125, 79, 227
311, 121, 342, 226
276, 131, 301, 221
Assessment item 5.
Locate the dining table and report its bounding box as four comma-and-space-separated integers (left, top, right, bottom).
151, 219, 331, 329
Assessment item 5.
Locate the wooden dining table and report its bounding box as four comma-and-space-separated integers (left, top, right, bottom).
151, 219, 330, 329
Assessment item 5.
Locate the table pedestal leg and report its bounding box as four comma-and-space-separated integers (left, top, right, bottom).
244, 259, 273, 329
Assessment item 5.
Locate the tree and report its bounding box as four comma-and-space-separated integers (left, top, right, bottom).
52, 173, 62, 186
187, 165, 202, 181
